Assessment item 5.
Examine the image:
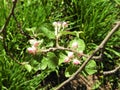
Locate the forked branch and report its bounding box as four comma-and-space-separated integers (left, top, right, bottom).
54, 22, 120, 90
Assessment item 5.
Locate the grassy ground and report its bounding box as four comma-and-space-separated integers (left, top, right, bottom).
0, 0, 120, 90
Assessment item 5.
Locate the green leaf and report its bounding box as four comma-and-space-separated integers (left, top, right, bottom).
69, 38, 85, 51
85, 60, 97, 75
40, 26, 55, 39
47, 52, 58, 69
65, 65, 78, 77
59, 52, 67, 65
25, 27, 36, 32
24, 64, 32, 72
60, 31, 76, 36
40, 57, 48, 70
45, 41, 54, 47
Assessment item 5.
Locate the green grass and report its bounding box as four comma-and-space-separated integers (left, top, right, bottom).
0, 0, 120, 89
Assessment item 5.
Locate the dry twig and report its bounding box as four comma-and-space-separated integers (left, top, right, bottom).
1, 0, 18, 53
0, 0, 23, 65
54, 22, 120, 90
103, 65, 120, 75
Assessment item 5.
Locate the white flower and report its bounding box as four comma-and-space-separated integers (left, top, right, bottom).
53, 21, 68, 35
52, 22, 58, 27
72, 42, 78, 49
27, 46, 37, 55
68, 52, 74, 58
29, 39, 40, 47
64, 57, 70, 63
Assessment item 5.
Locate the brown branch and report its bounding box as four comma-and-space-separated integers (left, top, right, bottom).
54, 22, 120, 90
40, 46, 103, 61
0, 0, 23, 65
1, 0, 18, 53
103, 66, 120, 75
41, 46, 75, 53
12, 13, 32, 39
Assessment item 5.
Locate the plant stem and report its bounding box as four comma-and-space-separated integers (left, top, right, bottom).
54, 22, 120, 90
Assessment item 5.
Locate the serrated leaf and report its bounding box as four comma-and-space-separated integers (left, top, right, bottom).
24, 64, 32, 72
69, 38, 85, 51
40, 57, 48, 70
46, 41, 54, 47
47, 52, 58, 69
85, 60, 97, 75
59, 52, 67, 65
40, 26, 55, 39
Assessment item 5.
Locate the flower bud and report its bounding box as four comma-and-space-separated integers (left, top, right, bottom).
12, 0, 15, 3
73, 59, 80, 65
62, 22, 68, 29
68, 52, 74, 59
72, 42, 78, 49
78, 51, 84, 57
64, 57, 70, 63
33, 41, 39, 47
27, 46, 37, 55
52, 22, 58, 27
29, 39, 39, 47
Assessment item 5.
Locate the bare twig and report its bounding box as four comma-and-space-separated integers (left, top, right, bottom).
0, 0, 23, 65
54, 22, 120, 90
41, 46, 77, 53
103, 66, 120, 75
40, 46, 104, 61
1, 0, 18, 53
12, 13, 32, 39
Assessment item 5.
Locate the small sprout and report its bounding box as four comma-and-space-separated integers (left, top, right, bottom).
72, 42, 78, 49
24, 63, 32, 72
68, 52, 74, 59
73, 59, 80, 65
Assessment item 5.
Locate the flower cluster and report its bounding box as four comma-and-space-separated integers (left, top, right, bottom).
64, 42, 83, 65
53, 21, 68, 36
64, 51, 80, 65
27, 39, 40, 55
